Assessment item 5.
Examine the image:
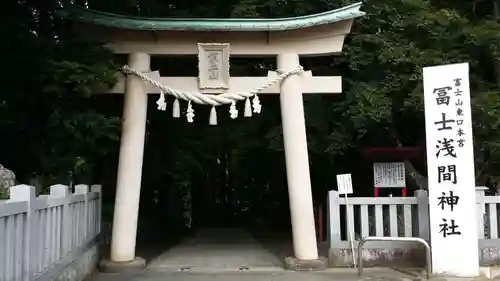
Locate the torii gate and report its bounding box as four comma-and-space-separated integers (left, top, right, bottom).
58, 3, 364, 271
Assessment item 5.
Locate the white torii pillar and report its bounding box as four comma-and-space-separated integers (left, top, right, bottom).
63, 2, 362, 272
278, 53, 322, 265
107, 52, 149, 268
105, 53, 336, 270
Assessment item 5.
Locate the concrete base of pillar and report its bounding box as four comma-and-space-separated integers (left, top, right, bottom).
284, 256, 328, 271
98, 257, 146, 273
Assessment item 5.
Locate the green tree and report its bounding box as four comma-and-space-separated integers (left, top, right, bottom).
3, 0, 500, 232
302, 0, 500, 190
0, 0, 119, 190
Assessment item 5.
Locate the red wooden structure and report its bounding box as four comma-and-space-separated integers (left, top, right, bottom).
359, 147, 422, 197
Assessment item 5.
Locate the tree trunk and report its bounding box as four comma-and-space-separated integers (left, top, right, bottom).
404, 160, 428, 190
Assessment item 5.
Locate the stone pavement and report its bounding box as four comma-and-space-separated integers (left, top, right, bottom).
91, 228, 499, 281
146, 228, 284, 271
90, 268, 428, 281
90, 267, 500, 281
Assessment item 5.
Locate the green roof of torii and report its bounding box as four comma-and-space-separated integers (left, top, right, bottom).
56, 2, 365, 32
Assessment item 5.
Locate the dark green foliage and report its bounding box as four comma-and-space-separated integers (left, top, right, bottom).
0, 0, 119, 189
1, 0, 499, 229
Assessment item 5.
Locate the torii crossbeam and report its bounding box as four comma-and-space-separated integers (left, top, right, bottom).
57, 2, 365, 272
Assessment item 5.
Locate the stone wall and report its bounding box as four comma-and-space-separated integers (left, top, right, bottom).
480, 247, 500, 266
52, 245, 99, 281
328, 247, 426, 268
329, 246, 500, 267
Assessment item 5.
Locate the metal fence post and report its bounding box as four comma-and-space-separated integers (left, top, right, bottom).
357, 236, 432, 279
9, 184, 35, 281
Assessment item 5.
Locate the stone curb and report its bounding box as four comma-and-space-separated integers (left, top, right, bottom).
98, 257, 146, 273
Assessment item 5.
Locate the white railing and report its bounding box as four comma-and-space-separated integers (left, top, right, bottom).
476, 187, 500, 246
328, 190, 429, 249
0, 184, 102, 281
328, 187, 500, 249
